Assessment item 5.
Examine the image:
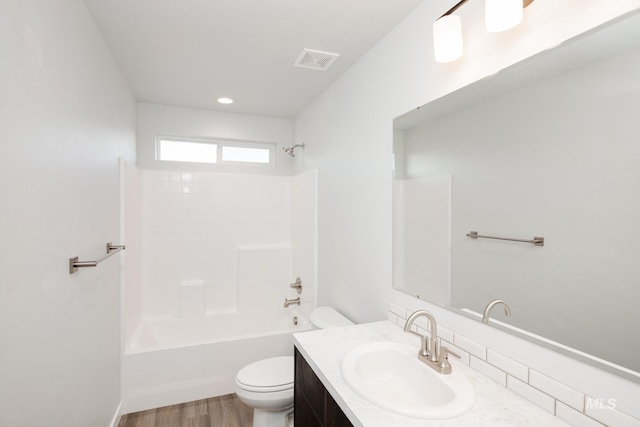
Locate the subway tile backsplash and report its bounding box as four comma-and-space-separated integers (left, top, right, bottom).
486, 349, 529, 383
388, 302, 640, 427
529, 370, 584, 412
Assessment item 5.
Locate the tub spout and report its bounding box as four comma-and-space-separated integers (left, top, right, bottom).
284, 297, 300, 308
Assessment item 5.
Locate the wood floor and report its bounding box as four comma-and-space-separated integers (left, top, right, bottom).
118, 394, 253, 427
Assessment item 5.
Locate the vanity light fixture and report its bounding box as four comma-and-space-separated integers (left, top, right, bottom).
485, 0, 523, 32
433, 14, 464, 63
433, 0, 535, 63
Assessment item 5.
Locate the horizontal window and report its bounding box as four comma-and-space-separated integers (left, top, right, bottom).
158, 139, 218, 163
221, 146, 270, 164
157, 136, 275, 166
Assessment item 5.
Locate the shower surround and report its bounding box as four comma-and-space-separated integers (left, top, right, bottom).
121, 163, 316, 412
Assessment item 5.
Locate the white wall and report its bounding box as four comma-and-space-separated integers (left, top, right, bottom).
137, 103, 295, 175
0, 1, 136, 426
291, 170, 319, 313
122, 161, 143, 346
293, 0, 640, 323
293, 0, 640, 422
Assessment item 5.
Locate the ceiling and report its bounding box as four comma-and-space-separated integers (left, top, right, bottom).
83, 0, 426, 118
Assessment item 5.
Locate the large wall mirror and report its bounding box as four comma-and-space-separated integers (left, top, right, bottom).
393, 11, 640, 381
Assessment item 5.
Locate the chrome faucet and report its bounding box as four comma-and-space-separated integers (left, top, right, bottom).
404, 310, 460, 374
482, 299, 511, 324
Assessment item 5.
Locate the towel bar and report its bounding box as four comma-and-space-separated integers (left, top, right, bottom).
69, 242, 125, 274
466, 231, 544, 246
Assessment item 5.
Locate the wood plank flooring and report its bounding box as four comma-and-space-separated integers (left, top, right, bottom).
118, 394, 253, 427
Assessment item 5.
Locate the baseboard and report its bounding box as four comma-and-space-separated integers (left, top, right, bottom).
109, 401, 122, 427
121, 375, 230, 414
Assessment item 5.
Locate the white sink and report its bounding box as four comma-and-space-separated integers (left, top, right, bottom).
341, 341, 475, 419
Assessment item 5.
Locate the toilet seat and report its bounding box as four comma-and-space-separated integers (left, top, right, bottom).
235, 356, 294, 393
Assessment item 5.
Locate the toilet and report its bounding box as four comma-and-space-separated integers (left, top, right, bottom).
235, 306, 353, 427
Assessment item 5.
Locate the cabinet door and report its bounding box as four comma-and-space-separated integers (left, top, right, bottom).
295, 348, 324, 426
325, 392, 353, 427
294, 348, 353, 427
294, 389, 322, 427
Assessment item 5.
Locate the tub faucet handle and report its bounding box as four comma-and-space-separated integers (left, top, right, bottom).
290, 277, 302, 294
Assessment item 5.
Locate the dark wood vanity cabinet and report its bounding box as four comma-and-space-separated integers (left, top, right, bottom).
294, 347, 353, 427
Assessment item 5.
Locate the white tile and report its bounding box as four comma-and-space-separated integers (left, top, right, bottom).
394, 316, 406, 329
388, 302, 406, 319
487, 349, 529, 382
179, 280, 205, 319
507, 375, 555, 414
438, 324, 454, 343
529, 370, 584, 411
412, 315, 431, 332
470, 356, 507, 386
387, 311, 398, 324
585, 397, 640, 427
454, 333, 487, 360
416, 325, 429, 336
556, 402, 606, 427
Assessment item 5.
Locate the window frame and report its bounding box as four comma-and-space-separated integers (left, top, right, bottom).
156, 135, 277, 167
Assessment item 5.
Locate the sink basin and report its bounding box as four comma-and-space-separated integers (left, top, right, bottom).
341, 341, 475, 419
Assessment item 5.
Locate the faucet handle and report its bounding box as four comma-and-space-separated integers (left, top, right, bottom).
439, 346, 461, 360
289, 277, 302, 294
437, 347, 460, 374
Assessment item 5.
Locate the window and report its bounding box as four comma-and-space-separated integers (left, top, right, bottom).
158, 138, 218, 163
221, 146, 270, 164
157, 136, 274, 166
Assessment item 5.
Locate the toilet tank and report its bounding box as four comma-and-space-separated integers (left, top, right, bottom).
309, 307, 354, 329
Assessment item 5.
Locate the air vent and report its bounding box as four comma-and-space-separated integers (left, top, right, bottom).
293, 48, 340, 71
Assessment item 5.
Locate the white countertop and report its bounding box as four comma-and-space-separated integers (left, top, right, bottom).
293, 321, 569, 427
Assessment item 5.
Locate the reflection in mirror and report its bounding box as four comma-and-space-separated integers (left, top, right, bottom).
393, 11, 640, 380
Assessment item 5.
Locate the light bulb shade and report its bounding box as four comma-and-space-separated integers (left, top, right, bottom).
433, 15, 463, 63
485, 0, 523, 32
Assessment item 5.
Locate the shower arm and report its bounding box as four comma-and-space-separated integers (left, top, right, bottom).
283, 143, 305, 157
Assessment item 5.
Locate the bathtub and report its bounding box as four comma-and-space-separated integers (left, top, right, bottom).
121, 310, 311, 414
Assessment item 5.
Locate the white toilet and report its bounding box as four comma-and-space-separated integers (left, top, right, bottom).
235, 306, 353, 427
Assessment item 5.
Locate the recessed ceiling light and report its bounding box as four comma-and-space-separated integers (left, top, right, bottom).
217, 97, 234, 104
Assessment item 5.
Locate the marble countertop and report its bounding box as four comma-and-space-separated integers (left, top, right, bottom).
293, 321, 569, 427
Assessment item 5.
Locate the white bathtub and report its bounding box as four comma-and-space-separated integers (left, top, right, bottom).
121, 310, 311, 414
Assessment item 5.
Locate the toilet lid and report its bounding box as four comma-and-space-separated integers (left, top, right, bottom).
236, 356, 294, 392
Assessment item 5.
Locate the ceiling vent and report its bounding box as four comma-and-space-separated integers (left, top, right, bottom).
293, 48, 340, 71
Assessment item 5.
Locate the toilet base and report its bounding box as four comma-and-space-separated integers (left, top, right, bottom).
252, 406, 293, 427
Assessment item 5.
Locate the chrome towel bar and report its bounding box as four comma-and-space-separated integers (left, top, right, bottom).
466, 231, 544, 246
69, 242, 125, 274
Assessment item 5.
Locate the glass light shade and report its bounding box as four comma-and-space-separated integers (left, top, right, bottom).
485, 0, 523, 32
433, 15, 463, 63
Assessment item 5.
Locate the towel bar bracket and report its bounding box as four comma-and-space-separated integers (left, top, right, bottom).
69, 242, 126, 274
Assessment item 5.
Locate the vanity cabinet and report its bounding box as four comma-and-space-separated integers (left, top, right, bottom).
294, 347, 353, 427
